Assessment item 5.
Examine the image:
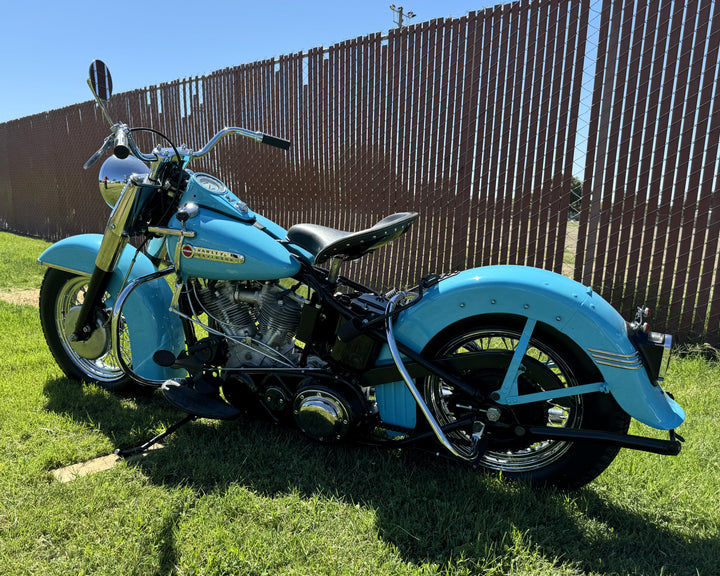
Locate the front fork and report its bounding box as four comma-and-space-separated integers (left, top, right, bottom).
70, 179, 140, 341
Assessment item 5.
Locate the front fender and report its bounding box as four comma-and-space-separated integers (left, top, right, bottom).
379, 266, 684, 430
38, 234, 185, 382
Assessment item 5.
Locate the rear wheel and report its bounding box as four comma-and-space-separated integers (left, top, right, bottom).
39, 268, 137, 394
422, 316, 631, 489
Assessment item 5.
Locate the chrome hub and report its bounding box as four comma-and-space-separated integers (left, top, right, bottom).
63, 306, 110, 360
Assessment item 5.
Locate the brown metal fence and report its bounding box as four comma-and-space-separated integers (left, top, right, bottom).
577, 0, 720, 343
1, 0, 719, 345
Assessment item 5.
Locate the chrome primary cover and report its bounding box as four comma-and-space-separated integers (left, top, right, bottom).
293, 387, 353, 443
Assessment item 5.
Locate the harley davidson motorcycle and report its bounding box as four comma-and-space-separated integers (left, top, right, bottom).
37, 61, 685, 489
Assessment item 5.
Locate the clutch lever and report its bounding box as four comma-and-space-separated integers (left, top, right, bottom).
83, 135, 113, 169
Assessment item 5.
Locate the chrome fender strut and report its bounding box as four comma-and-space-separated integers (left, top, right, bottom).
385, 293, 484, 462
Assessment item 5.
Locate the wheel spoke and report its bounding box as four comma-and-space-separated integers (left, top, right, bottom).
54, 276, 129, 383
425, 325, 582, 471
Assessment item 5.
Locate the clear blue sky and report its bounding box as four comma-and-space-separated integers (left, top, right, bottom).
0, 0, 496, 124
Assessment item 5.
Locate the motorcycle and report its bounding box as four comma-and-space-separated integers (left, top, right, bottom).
37, 61, 685, 489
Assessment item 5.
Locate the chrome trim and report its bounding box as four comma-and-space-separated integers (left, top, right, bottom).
594, 360, 644, 370
143, 127, 264, 163
147, 226, 197, 238
95, 179, 138, 272
35, 259, 91, 276
587, 348, 644, 370
587, 348, 639, 359
592, 355, 642, 365
99, 156, 149, 207
170, 227, 196, 271
178, 202, 200, 219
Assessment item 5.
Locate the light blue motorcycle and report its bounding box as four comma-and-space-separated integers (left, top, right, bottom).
38, 61, 685, 489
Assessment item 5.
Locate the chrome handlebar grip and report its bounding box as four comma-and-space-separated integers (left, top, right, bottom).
113, 128, 130, 159
112, 124, 157, 163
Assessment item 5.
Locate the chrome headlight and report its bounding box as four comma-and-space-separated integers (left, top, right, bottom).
98, 155, 149, 207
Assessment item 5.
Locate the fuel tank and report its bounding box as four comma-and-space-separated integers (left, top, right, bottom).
165, 173, 301, 281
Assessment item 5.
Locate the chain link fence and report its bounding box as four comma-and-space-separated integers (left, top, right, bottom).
1, 0, 719, 344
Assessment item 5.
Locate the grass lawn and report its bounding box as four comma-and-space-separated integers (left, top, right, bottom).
0, 231, 718, 575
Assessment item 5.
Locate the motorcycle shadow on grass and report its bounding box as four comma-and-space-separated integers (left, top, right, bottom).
44, 378, 711, 576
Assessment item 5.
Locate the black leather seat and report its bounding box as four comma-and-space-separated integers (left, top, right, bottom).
287, 212, 418, 264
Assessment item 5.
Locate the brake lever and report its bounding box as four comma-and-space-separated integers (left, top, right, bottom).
83, 135, 113, 169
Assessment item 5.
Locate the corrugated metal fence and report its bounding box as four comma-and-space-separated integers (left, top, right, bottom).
1, 0, 719, 345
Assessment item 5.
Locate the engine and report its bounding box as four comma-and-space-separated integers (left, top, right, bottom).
192, 279, 308, 368
192, 278, 369, 443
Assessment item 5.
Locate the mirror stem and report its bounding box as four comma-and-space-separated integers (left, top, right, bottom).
87, 78, 114, 127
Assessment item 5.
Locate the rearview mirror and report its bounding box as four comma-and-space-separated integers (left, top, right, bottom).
89, 60, 113, 101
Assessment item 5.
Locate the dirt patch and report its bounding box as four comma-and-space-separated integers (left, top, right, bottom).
0, 289, 39, 307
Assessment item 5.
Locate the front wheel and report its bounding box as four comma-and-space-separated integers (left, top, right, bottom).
39, 267, 137, 394
422, 316, 631, 489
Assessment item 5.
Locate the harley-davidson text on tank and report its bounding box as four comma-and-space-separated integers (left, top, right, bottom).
181, 245, 245, 264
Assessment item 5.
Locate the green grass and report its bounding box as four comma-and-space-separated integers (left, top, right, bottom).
0, 232, 718, 575
0, 231, 50, 291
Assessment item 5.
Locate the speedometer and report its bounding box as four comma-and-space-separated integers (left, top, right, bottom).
195, 174, 226, 194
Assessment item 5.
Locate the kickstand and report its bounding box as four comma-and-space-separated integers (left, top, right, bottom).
114, 414, 197, 459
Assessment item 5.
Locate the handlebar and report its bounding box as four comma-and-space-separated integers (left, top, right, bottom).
192, 127, 291, 156
83, 124, 291, 169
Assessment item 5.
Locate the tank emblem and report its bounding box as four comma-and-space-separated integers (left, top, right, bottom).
181, 244, 245, 264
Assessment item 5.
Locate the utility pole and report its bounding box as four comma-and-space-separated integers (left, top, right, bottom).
390, 4, 415, 28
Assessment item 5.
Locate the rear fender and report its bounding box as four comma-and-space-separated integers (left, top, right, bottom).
375, 266, 685, 431
38, 234, 185, 382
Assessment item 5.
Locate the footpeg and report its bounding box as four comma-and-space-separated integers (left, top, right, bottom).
153, 349, 176, 367
153, 349, 203, 373
161, 378, 241, 420
153, 338, 226, 374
